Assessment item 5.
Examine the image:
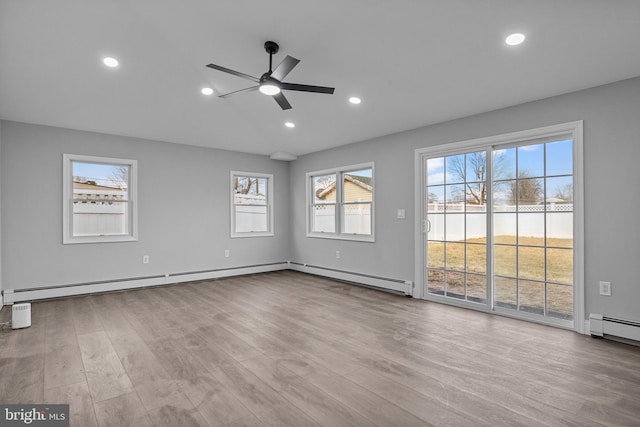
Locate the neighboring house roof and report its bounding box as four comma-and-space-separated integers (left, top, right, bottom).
543, 197, 571, 204
316, 175, 372, 200
73, 181, 123, 191
349, 175, 372, 188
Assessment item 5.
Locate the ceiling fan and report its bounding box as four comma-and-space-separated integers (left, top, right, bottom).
206, 41, 335, 110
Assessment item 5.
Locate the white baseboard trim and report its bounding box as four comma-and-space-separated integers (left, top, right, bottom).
289, 262, 413, 295
4, 262, 288, 303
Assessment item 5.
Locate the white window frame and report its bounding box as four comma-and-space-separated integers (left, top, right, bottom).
63, 154, 138, 244
306, 162, 375, 242
230, 171, 274, 238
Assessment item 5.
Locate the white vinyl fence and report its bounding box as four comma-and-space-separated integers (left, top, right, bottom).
313, 204, 372, 234
73, 202, 127, 236
428, 203, 573, 240
235, 205, 268, 232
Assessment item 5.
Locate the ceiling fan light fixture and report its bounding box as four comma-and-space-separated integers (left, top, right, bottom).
259, 83, 281, 96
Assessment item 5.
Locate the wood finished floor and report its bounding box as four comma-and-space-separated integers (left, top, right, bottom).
1, 270, 639, 427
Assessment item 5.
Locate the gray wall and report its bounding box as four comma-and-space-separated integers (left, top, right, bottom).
290, 77, 640, 322
0, 120, 2, 304
0, 121, 291, 290
2, 77, 639, 323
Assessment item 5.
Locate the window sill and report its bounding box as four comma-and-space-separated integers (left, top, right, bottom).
231, 232, 274, 239
306, 232, 375, 243
63, 235, 138, 245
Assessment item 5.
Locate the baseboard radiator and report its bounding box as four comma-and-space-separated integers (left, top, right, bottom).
289, 262, 413, 296
0, 261, 414, 305
1, 262, 288, 304
589, 313, 640, 343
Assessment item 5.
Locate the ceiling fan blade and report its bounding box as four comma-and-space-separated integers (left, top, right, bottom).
273, 92, 292, 110
271, 55, 300, 81
206, 63, 260, 83
281, 82, 335, 94
219, 86, 259, 98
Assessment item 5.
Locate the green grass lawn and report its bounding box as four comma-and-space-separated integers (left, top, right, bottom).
427, 236, 573, 317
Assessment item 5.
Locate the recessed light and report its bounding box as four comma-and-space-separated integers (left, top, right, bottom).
285, 122, 295, 128
201, 87, 214, 96
349, 96, 362, 105
505, 33, 525, 46
102, 57, 119, 68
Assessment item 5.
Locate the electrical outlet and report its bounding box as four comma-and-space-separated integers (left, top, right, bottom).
336, 250, 341, 259
224, 249, 230, 258
599, 281, 611, 296
142, 255, 150, 264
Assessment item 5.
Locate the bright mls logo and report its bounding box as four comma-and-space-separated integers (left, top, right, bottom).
1, 405, 69, 426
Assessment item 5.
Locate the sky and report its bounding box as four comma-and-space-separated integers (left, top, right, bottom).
427, 139, 573, 202
72, 161, 127, 187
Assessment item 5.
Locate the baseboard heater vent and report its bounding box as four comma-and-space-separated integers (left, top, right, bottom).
3, 262, 288, 303
289, 262, 413, 296
589, 313, 640, 344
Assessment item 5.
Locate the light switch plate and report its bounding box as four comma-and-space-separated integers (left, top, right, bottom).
397, 209, 406, 219
599, 281, 611, 296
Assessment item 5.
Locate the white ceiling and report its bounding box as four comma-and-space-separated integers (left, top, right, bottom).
1, 0, 639, 157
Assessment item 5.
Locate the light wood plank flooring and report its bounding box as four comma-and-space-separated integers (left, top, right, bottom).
1, 270, 639, 426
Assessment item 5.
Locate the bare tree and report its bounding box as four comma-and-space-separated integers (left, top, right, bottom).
447, 152, 507, 205
554, 182, 573, 201
234, 177, 260, 195
314, 175, 335, 190
313, 175, 336, 200
510, 171, 543, 205
109, 166, 129, 189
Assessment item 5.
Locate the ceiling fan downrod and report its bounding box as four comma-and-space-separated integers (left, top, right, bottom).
264, 41, 279, 73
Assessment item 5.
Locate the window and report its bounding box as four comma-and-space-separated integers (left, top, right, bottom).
63, 154, 137, 244
231, 171, 274, 237
307, 163, 374, 241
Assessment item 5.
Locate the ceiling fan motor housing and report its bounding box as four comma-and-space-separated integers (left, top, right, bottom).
264, 41, 279, 55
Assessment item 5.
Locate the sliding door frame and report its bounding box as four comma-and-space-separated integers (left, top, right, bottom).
414, 121, 584, 333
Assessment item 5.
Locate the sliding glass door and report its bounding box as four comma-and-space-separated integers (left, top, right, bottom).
491, 138, 574, 320
425, 151, 488, 303
418, 123, 582, 329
